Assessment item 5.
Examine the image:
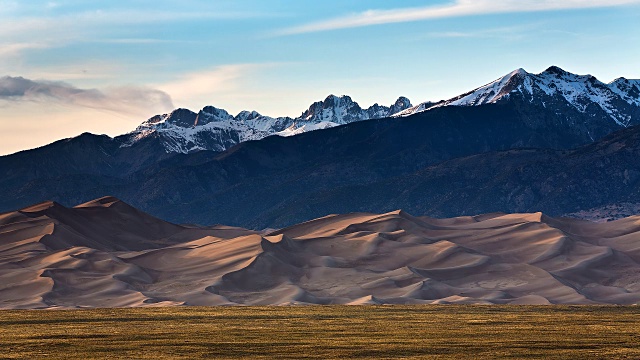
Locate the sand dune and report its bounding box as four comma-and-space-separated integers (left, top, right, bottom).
1, 198, 640, 308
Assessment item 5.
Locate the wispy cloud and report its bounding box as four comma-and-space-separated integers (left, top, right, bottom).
159, 63, 282, 110
0, 8, 278, 37
99, 38, 193, 45
0, 7, 279, 57
422, 23, 540, 40
0, 42, 49, 57
278, 0, 640, 35
0, 76, 174, 116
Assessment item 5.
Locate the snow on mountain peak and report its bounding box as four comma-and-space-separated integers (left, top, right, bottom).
124, 95, 412, 153
438, 67, 530, 107
392, 101, 438, 117
609, 77, 640, 107
299, 95, 361, 123
197, 106, 233, 125
397, 66, 640, 127
234, 110, 263, 122
123, 66, 640, 155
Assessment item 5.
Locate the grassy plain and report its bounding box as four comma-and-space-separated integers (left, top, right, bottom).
1, 306, 639, 359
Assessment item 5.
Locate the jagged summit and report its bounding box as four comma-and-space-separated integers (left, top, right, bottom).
399, 66, 640, 127
296, 94, 410, 125
197, 106, 233, 125
123, 94, 413, 153
542, 65, 567, 75
391, 96, 412, 112
120, 66, 639, 154
300, 94, 362, 123
234, 110, 263, 122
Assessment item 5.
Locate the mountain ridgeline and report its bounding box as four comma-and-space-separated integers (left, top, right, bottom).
1, 66, 640, 228
122, 95, 413, 153
399, 66, 640, 140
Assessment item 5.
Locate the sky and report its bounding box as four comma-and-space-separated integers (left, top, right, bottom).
1, 0, 640, 155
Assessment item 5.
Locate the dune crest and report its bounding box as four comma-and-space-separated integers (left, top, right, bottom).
1, 198, 640, 308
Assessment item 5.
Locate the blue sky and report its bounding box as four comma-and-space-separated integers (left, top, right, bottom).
1, 0, 640, 154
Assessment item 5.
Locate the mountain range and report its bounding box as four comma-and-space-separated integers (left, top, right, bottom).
121, 95, 413, 153
399, 66, 640, 130
1, 66, 640, 228
2, 196, 640, 308
115, 66, 640, 155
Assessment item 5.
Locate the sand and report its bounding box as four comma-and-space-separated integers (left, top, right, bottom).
1, 198, 640, 308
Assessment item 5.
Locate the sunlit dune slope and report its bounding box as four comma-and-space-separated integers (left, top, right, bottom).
1, 197, 640, 308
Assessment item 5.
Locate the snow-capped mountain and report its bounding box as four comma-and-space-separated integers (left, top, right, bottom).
398, 66, 640, 128
122, 66, 640, 154
123, 95, 412, 153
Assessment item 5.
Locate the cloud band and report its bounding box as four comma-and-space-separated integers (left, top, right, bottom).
0, 76, 174, 116
278, 0, 640, 35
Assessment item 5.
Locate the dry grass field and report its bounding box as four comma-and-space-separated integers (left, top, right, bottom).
1, 306, 639, 359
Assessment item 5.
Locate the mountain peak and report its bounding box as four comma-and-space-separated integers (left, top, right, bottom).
543, 65, 567, 75
394, 96, 411, 107
510, 68, 528, 77
196, 106, 233, 126
166, 108, 198, 127
429, 68, 530, 107
125, 94, 412, 153
300, 95, 362, 123
234, 110, 263, 122
320, 94, 357, 111
398, 66, 640, 127
324, 94, 351, 102
297, 94, 412, 125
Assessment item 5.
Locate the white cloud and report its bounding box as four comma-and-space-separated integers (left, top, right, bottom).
278, 0, 640, 35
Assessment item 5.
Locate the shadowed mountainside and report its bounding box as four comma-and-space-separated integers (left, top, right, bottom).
3, 101, 640, 228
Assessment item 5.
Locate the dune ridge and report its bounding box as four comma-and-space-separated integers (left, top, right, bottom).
1, 197, 640, 308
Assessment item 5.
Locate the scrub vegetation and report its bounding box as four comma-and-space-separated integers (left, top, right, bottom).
1, 306, 639, 359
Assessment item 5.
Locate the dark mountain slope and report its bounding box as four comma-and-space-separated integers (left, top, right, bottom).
108, 103, 640, 227
1, 82, 638, 227
254, 124, 640, 227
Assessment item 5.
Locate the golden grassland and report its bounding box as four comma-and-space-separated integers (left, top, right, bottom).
1, 305, 639, 359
